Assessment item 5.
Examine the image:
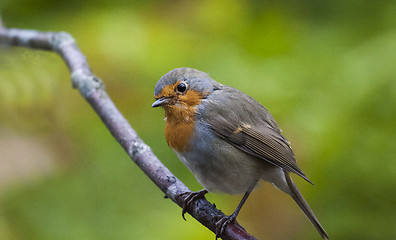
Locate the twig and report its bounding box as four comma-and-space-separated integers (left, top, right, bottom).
0, 26, 257, 240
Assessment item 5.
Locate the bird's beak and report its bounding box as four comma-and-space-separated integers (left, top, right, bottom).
152, 97, 170, 108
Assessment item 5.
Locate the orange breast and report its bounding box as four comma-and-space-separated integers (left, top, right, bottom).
164, 105, 197, 153
156, 86, 205, 153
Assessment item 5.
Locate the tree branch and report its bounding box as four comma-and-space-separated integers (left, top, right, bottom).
0, 26, 257, 240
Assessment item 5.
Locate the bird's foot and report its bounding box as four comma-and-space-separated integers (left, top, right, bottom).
177, 189, 208, 220
213, 212, 243, 239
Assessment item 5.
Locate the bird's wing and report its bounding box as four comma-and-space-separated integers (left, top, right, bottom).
207, 116, 312, 184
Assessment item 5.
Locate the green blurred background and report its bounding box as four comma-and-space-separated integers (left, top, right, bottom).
1, 0, 396, 239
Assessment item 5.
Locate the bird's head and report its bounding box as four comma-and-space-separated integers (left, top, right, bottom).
152, 67, 221, 112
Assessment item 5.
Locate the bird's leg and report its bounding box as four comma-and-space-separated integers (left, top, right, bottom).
214, 178, 259, 239
177, 189, 208, 220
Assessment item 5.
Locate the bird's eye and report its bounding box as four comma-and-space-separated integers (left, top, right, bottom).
176, 82, 187, 93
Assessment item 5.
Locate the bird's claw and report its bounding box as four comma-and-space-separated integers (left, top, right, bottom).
215, 216, 231, 239
213, 212, 243, 239
177, 189, 208, 220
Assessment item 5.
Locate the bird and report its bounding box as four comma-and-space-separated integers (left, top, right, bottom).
152, 67, 329, 239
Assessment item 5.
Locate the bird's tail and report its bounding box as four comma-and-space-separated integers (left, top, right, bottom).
284, 171, 329, 239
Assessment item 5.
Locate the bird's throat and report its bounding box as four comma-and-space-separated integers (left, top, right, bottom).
164, 105, 197, 153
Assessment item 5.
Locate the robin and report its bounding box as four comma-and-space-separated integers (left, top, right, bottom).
152, 67, 329, 239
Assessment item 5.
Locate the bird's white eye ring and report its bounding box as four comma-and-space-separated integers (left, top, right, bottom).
176, 82, 187, 93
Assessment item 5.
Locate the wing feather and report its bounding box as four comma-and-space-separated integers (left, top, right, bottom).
208, 117, 312, 184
